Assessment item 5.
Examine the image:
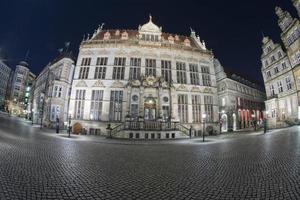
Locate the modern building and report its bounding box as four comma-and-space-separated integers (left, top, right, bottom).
215, 59, 266, 132
8, 61, 36, 117
0, 60, 12, 111
32, 53, 75, 129
261, 2, 300, 128
69, 16, 219, 139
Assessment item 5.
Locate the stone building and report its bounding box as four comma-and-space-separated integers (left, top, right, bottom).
0, 60, 12, 111
32, 53, 75, 128
261, 2, 300, 128
215, 59, 265, 132
69, 16, 219, 139
9, 61, 36, 117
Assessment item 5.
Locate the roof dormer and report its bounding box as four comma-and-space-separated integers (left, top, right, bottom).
139, 15, 162, 45
103, 31, 111, 40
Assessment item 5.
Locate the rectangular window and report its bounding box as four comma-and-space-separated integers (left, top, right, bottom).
90, 90, 104, 120
201, 66, 210, 74
192, 95, 201, 122
176, 62, 187, 84
78, 67, 89, 79
145, 59, 156, 77
282, 62, 287, 69
189, 64, 200, 85
274, 67, 279, 74
162, 106, 170, 121
109, 91, 123, 121
74, 90, 86, 119
178, 94, 188, 123
277, 81, 283, 93
94, 67, 106, 79
114, 57, 126, 66
202, 74, 211, 86
270, 85, 275, 96
161, 60, 172, 83
266, 71, 271, 78
81, 58, 91, 66
96, 57, 108, 66
129, 58, 141, 80
286, 77, 292, 90
113, 57, 126, 80
130, 104, 139, 119
204, 95, 213, 122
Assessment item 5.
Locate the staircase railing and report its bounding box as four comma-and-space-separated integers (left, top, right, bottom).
175, 123, 190, 137
110, 123, 124, 137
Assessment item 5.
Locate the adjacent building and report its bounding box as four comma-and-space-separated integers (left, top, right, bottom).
69, 17, 219, 138
32, 53, 75, 129
0, 60, 12, 111
215, 59, 266, 132
8, 61, 36, 117
261, 2, 300, 128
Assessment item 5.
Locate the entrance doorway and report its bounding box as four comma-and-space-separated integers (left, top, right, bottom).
73, 123, 82, 135
221, 114, 228, 132
233, 113, 237, 131
144, 97, 156, 120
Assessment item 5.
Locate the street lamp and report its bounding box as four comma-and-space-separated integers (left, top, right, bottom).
202, 113, 207, 142
68, 111, 72, 138
264, 111, 268, 133
251, 113, 256, 131
31, 109, 34, 125
219, 110, 225, 133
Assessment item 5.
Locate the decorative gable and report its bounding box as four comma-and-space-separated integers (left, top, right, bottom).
168, 35, 174, 44
104, 31, 111, 40
121, 31, 128, 40
75, 80, 88, 87
184, 38, 191, 47
92, 80, 105, 87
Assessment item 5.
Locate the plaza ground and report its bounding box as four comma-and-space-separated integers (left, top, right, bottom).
0, 113, 300, 199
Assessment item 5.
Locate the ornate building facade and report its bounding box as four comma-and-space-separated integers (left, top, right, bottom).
69, 17, 219, 139
0, 60, 12, 111
8, 61, 36, 117
261, 2, 300, 128
32, 53, 75, 128
215, 59, 265, 132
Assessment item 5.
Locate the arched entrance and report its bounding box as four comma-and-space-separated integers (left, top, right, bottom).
73, 123, 82, 135
221, 114, 228, 132
233, 113, 237, 131
144, 97, 156, 120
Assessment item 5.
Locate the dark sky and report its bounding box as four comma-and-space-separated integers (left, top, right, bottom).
0, 0, 298, 84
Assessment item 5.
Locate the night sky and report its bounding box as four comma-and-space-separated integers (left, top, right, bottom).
0, 0, 298, 84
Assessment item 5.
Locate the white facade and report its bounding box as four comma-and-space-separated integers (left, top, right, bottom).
32, 54, 75, 128
69, 17, 219, 138
215, 59, 266, 132
0, 60, 12, 110
261, 3, 300, 128
9, 61, 35, 117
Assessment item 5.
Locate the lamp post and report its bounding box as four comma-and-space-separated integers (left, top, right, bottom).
219, 110, 225, 133
68, 112, 72, 138
202, 113, 207, 142
251, 113, 256, 131
31, 109, 34, 125
264, 111, 268, 134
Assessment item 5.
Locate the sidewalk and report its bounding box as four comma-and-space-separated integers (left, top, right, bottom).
32, 124, 273, 146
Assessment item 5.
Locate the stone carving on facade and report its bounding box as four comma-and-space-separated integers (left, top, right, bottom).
92, 80, 105, 87
203, 88, 213, 93
142, 76, 159, 87
176, 84, 188, 91
128, 80, 141, 87
75, 80, 88, 87
191, 86, 201, 92
111, 80, 125, 88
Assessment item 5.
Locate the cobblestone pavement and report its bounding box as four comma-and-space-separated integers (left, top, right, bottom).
0, 114, 300, 199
